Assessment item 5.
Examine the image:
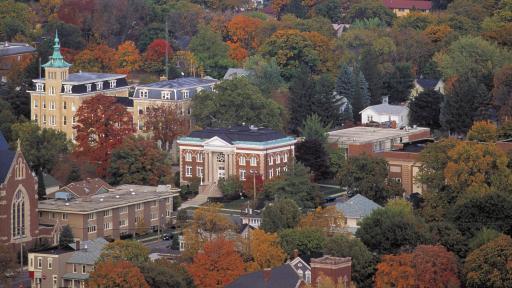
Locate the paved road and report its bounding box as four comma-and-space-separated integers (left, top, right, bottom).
144, 239, 173, 253
2, 271, 30, 288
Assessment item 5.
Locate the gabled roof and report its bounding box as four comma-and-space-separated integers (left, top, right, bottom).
0, 132, 15, 184
227, 263, 303, 288
223, 68, 251, 80
67, 238, 108, 265
415, 78, 440, 90
359, 103, 408, 115
336, 194, 381, 218
382, 0, 432, 10
61, 178, 112, 198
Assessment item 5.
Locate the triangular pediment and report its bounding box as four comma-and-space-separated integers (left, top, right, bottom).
203, 136, 232, 147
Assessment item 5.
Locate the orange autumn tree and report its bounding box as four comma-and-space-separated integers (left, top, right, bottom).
88, 260, 149, 288
246, 229, 286, 271
375, 245, 460, 288
115, 41, 142, 74
467, 120, 498, 142
143, 39, 173, 73
73, 94, 134, 176
299, 206, 346, 235
143, 104, 188, 152
73, 43, 117, 72
186, 238, 244, 288
226, 15, 264, 62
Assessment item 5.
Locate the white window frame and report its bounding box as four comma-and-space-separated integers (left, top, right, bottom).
36, 83, 44, 92
63, 116, 67, 126
34, 100, 38, 108
136, 203, 143, 211
103, 210, 112, 217
86, 84, 92, 92
181, 90, 189, 99
49, 86, 55, 95
82, 265, 86, 274
53, 275, 57, 288
37, 257, 42, 269
250, 157, 257, 166
48, 258, 53, 269
42, 100, 46, 109
240, 169, 246, 181
185, 166, 192, 177
87, 225, 96, 233
139, 89, 148, 98
197, 167, 203, 177
104, 222, 111, 230
50, 101, 55, 110
185, 152, 192, 161
283, 153, 288, 162
64, 85, 72, 93
161, 91, 171, 100
88, 213, 95, 220
119, 219, 127, 227
95, 82, 103, 90
120, 207, 128, 214
71, 103, 77, 112
109, 80, 117, 88
268, 155, 273, 165
276, 167, 281, 176
151, 213, 158, 220
269, 169, 273, 179
275, 155, 281, 164
239, 156, 246, 166
62, 213, 68, 220
197, 153, 203, 162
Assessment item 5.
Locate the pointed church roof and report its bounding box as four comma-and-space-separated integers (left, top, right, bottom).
42, 31, 71, 69
0, 132, 15, 183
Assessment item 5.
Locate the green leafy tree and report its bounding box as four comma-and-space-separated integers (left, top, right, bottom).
278, 228, 325, 262
218, 176, 244, 200
59, 225, 75, 248
467, 120, 498, 142
346, 0, 396, 26
98, 240, 150, 267
107, 136, 172, 186
464, 235, 512, 288
189, 26, 235, 79
191, 78, 283, 129
0, 1, 33, 40
11, 122, 69, 199
140, 259, 195, 288
261, 198, 301, 233
383, 62, 414, 104
245, 56, 285, 96
263, 162, 321, 209
356, 204, 431, 254
324, 235, 376, 288
352, 69, 371, 121
295, 139, 332, 181
393, 12, 433, 30
468, 228, 502, 251
300, 114, 330, 143
337, 155, 400, 205
428, 221, 467, 258
409, 89, 443, 129
0, 99, 17, 142
0, 244, 17, 287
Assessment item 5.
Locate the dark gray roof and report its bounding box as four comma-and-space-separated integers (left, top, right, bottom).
43, 173, 61, 188
115, 96, 133, 108
133, 77, 218, 101
0, 132, 14, 183
336, 194, 381, 218
63, 72, 126, 84
416, 78, 440, 90
187, 126, 290, 144
223, 68, 251, 80
67, 238, 108, 265
227, 264, 302, 288
0, 42, 36, 57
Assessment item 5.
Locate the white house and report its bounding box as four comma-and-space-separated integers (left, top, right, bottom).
360, 96, 409, 127
335, 194, 381, 234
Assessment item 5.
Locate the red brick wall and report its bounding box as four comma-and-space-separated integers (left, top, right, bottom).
348, 143, 373, 156
311, 265, 352, 286
408, 129, 431, 141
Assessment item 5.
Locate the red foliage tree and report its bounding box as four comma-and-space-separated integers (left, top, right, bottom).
375, 245, 460, 288
73, 43, 117, 73
186, 238, 244, 288
143, 39, 173, 73
143, 104, 188, 152
88, 260, 149, 288
73, 94, 134, 176
57, 0, 95, 27
243, 172, 264, 200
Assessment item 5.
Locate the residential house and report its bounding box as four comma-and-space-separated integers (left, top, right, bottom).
0, 41, 36, 82
0, 133, 56, 250
227, 256, 352, 288
410, 78, 445, 98
37, 184, 179, 241
29, 33, 130, 140
360, 96, 409, 127
177, 126, 296, 197
28, 238, 108, 288
46, 178, 112, 199
131, 77, 218, 134
223, 68, 251, 80
382, 0, 433, 16
335, 194, 381, 234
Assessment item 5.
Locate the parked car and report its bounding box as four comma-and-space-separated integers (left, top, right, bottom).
162, 233, 172, 241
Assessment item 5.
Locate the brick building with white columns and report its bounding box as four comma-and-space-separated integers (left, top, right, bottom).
177, 126, 297, 197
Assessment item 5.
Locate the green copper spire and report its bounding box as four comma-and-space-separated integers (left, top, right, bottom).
42, 30, 71, 69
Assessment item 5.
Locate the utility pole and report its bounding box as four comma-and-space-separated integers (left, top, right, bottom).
252, 171, 256, 209
165, 19, 169, 80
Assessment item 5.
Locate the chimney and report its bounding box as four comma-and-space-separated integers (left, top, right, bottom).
83, 243, 88, 252
75, 240, 80, 251
263, 268, 272, 284
382, 96, 389, 104
310, 255, 352, 287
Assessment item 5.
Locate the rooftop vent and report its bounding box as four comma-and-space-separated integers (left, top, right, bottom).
115, 195, 120, 198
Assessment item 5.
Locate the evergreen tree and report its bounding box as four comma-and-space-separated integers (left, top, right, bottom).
336, 64, 354, 102
67, 165, 81, 183
288, 68, 315, 133
300, 114, 330, 143
384, 62, 415, 104
310, 74, 341, 127
352, 69, 371, 122
342, 99, 354, 123
441, 76, 491, 134
296, 139, 332, 181
59, 225, 74, 248
360, 49, 384, 104
409, 89, 443, 129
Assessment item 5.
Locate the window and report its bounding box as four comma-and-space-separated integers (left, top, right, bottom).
11, 190, 26, 238
276, 167, 281, 176
87, 225, 96, 233
72, 116, 76, 124
63, 101, 67, 109
71, 103, 77, 112
42, 114, 47, 125
104, 222, 111, 230
64, 85, 72, 93
268, 169, 273, 179
49, 86, 55, 95
119, 219, 127, 227
50, 101, 55, 110
86, 84, 92, 92
48, 258, 53, 269
239, 156, 246, 165
250, 157, 257, 166
275, 155, 281, 164
135, 216, 142, 224
283, 153, 288, 162
82, 265, 86, 274
181, 90, 189, 99
197, 167, 203, 177
197, 153, 203, 162
95, 82, 103, 90
34, 100, 38, 108
139, 90, 148, 98
240, 169, 246, 181
43, 100, 46, 109
166, 209, 172, 217
63, 116, 67, 126
34, 114, 38, 123
120, 207, 128, 214
151, 213, 157, 220
53, 275, 57, 288
29, 256, 34, 269
88, 213, 95, 220
305, 270, 311, 284
185, 166, 192, 177
136, 203, 143, 211
37, 257, 42, 269
161, 91, 171, 100
15, 158, 25, 179
36, 83, 44, 92
151, 201, 157, 207
185, 152, 192, 161
268, 156, 273, 165
50, 115, 56, 126
283, 166, 288, 172
137, 120, 144, 131
103, 210, 112, 217
109, 80, 117, 88
62, 213, 68, 220
73, 264, 77, 273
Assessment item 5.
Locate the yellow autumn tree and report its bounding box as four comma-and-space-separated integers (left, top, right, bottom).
246, 229, 286, 271
299, 206, 345, 235
115, 41, 142, 74
467, 120, 498, 142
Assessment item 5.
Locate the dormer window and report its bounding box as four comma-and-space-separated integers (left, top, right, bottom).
36, 83, 44, 92
95, 82, 103, 90
109, 80, 117, 88
181, 90, 189, 99
139, 90, 148, 98
64, 85, 72, 93
86, 84, 92, 92
161, 91, 171, 100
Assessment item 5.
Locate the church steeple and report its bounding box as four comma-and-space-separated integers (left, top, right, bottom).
42, 30, 71, 69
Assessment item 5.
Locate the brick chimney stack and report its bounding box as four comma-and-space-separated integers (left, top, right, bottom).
75, 240, 80, 251
310, 255, 352, 287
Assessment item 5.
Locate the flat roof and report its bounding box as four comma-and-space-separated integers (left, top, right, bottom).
327, 126, 430, 145
37, 184, 179, 214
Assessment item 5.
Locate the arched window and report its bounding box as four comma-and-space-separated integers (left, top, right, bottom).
12, 190, 26, 238
15, 159, 25, 180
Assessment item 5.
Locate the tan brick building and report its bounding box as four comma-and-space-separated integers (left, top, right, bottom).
177, 126, 297, 197
29, 33, 130, 140
37, 184, 179, 241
